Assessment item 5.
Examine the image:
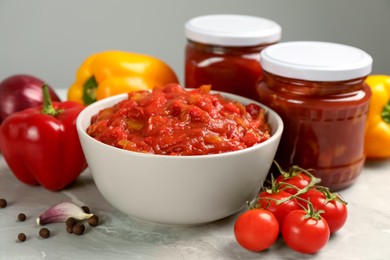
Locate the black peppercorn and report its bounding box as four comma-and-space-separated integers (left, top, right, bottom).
66, 217, 76, 228
18, 233, 26, 242
81, 206, 90, 214
66, 224, 73, 233
0, 198, 7, 208
88, 215, 99, 227
39, 228, 50, 238
72, 223, 85, 235
17, 213, 26, 222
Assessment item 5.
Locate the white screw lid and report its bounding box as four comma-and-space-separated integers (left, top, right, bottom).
185, 14, 282, 47
260, 41, 373, 81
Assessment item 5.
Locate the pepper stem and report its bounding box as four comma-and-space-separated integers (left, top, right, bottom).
82, 76, 98, 105
382, 102, 390, 124
41, 84, 61, 116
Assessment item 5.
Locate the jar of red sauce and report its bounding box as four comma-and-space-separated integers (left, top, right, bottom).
185, 14, 281, 101
256, 41, 373, 190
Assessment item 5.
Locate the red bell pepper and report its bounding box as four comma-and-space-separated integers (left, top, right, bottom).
0, 85, 87, 191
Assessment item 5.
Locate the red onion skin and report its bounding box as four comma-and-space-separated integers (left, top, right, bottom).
0, 74, 61, 124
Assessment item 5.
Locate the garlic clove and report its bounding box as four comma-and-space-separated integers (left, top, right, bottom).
36, 202, 93, 225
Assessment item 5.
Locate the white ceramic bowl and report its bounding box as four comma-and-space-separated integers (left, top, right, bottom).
76, 91, 283, 226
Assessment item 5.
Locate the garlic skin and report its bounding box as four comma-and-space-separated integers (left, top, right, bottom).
36, 202, 93, 225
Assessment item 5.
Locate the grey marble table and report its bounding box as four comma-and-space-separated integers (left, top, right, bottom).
1, 155, 390, 260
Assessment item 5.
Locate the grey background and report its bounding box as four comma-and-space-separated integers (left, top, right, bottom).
0, 0, 389, 90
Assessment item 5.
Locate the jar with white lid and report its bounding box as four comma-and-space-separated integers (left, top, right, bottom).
256, 41, 373, 190
185, 14, 281, 101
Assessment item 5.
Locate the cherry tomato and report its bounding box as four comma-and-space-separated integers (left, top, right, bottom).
282, 209, 330, 254
299, 188, 348, 233
276, 172, 311, 195
234, 209, 279, 252
298, 187, 325, 209
258, 190, 300, 227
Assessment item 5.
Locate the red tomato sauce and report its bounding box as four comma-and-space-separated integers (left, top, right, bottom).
87, 84, 271, 155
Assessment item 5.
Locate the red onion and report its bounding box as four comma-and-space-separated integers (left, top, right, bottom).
0, 74, 61, 124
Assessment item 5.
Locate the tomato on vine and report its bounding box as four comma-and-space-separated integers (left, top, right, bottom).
282, 208, 330, 254
257, 189, 300, 228
275, 172, 311, 195
255, 163, 321, 228
235, 162, 347, 254
299, 187, 348, 233
274, 162, 317, 195
234, 209, 279, 252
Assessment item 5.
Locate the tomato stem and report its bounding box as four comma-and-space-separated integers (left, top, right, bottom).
315, 186, 348, 205
303, 199, 324, 220
248, 162, 345, 225
250, 162, 321, 209
264, 175, 281, 194
274, 161, 317, 180
273, 165, 320, 205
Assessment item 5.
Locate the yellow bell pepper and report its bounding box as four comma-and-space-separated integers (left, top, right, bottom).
364, 75, 390, 159
67, 50, 179, 105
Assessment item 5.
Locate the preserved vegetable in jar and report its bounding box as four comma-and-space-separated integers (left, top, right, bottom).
185, 14, 281, 101
256, 41, 373, 190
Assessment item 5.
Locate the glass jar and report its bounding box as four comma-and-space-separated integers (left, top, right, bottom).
256, 41, 373, 190
185, 14, 281, 101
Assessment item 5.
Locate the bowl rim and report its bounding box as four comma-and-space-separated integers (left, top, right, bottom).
76, 90, 284, 160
